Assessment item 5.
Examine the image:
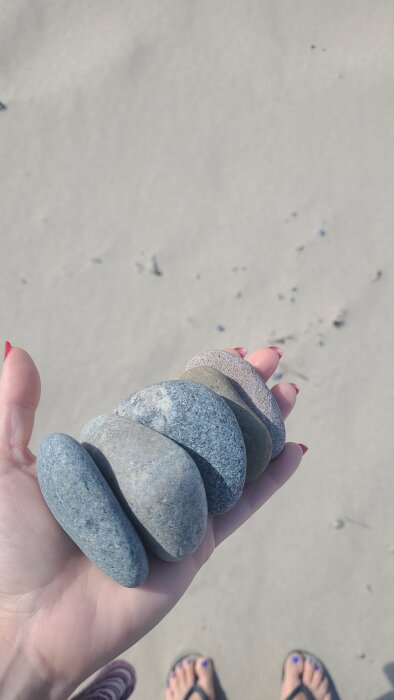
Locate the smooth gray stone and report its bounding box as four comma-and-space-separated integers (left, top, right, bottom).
179, 366, 272, 482
37, 433, 149, 588
186, 350, 285, 459
80, 414, 208, 562
113, 381, 247, 516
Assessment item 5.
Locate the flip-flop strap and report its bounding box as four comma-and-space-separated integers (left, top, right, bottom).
183, 685, 211, 700
284, 683, 316, 700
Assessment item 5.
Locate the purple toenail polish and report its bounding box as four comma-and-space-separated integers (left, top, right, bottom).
292, 656, 299, 663
187, 659, 193, 665
177, 662, 182, 668
171, 672, 176, 678
315, 664, 320, 670
308, 658, 314, 663
202, 660, 208, 667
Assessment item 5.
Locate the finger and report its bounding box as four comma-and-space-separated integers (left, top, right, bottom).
213, 442, 304, 546
246, 346, 283, 381
271, 382, 299, 420
0, 345, 41, 465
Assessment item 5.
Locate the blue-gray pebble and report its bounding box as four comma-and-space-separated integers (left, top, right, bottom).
186, 350, 285, 458
37, 433, 149, 587
80, 414, 208, 562
113, 381, 247, 516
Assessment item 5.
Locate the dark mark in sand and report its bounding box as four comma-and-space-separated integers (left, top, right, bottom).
372, 270, 382, 282
270, 334, 295, 345
333, 310, 347, 328
319, 229, 326, 236
343, 515, 370, 529
0, 102, 7, 111
236, 291, 243, 298
21, 279, 27, 284
216, 324, 225, 332
295, 245, 304, 253
91, 257, 102, 264
135, 262, 144, 274
151, 255, 163, 276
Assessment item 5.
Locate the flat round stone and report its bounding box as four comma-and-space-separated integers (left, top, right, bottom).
113, 381, 247, 516
37, 433, 149, 587
179, 366, 272, 482
186, 350, 285, 459
80, 414, 208, 562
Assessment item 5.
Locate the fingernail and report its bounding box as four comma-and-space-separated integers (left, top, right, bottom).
299, 443, 309, 454
201, 659, 208, 667
269, 345, 283, 358
290, 383, 300, 394
292, 655, 299, 663
4, 341, 12, 361
234, 347, 247, 357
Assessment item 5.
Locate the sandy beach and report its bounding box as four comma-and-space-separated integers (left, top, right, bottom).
2, 2, 394, 698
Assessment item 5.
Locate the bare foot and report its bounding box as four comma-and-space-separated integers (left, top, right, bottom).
281, 653, 332, 700
166, 656, 215, 700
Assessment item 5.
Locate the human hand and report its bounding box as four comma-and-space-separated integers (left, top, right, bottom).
0, 344, 305, 699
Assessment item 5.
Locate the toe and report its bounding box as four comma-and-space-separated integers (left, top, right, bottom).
168, 671, 178, 697
195, 657, 215, 697
281, 653, 304, 700
302, 656, 315, 685
182, 657, 196, 686
310, 666, 324, 690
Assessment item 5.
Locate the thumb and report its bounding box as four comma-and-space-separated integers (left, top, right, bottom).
0, 343, 41, 465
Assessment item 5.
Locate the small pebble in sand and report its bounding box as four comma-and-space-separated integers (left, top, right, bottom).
151, 255, 163, 276
331, 518, 345, 529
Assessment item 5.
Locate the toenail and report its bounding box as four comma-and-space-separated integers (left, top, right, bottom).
201, 659, 208, 667
292, 656, 299, 663
171, 671, 176, 677
187, 658, 193, 664
308, 658, 314, 663
315, 664, 320, 670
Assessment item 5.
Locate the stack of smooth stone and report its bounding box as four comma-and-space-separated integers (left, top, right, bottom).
37, 350, 285, 587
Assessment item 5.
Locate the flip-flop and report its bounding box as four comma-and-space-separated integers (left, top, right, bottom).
282, 650, 341, 700
167, 652, 213, 700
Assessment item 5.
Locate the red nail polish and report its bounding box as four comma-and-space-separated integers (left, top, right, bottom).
269, 345, 283, 358
4, 341, 12, 361
290, 383, 300, 394
299, 443, 308, 454
234, 347, 247, 357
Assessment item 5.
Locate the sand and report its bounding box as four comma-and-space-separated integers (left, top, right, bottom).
2, 2, 394, 698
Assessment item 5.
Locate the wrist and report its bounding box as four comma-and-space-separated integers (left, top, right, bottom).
0, 619, 71, 700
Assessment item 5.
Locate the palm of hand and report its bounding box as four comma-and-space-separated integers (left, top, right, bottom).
0, 346, 303, 695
